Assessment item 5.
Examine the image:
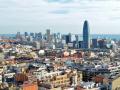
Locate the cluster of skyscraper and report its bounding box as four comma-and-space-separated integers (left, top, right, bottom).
16, 20, 114, 50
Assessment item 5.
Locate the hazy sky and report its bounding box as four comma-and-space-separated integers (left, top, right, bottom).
0, 0, 120, 34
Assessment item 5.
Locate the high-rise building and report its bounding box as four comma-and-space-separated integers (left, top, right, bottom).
24, 32, 28, 37
75, 35, 79, 48
30, 32, 34, 38
83, 20, 90, 49
98, 39, 106, 49
37, 32, 42, 40
46, 29, 51, 43
16, 32, 21, 40
56, 33, 61, 40
92, 39, 98, 48
52, 33, 57, 44
28, 36, 33, 42
35, 32, 42, 41
79, 41, 84, 48
65, 33, 72, 44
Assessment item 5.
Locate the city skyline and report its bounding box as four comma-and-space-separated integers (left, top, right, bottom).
1, 1, 120, 90
1, 0, 120, 34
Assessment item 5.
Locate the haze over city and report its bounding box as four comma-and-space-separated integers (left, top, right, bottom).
0, 0, 120, 34
2, 0, 120, 90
